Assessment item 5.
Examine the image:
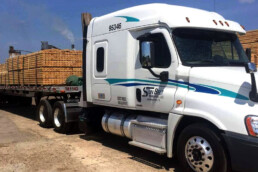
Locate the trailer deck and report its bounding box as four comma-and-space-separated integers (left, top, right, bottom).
0, 85, 82, 97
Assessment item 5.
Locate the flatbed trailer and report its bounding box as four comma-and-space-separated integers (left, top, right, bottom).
0, 85, 81, 97
2, 3, 258, 172
0, 85, 81, 104
0, 85, 82, 131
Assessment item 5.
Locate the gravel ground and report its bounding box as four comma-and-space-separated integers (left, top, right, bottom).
0, 105, 180, 172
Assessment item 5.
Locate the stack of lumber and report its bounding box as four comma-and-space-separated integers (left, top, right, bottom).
239, 30, 258, 66
0, 49, 82, 86
0, 64, 7, 85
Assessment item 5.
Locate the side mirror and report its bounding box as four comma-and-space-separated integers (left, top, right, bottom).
246, 48, 251, 62
160, 71, 169, 82
245, 62, 257, 74
140, 41, 155, 68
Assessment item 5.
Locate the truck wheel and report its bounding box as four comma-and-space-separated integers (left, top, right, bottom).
37, 99, 53, 128
177, 123, 227, 172
53, 101, 71, 134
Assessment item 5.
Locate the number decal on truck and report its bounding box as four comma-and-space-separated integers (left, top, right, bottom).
109, 23, 122, 31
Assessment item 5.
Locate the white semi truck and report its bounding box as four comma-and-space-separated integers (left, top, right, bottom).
2, 3, 258, 172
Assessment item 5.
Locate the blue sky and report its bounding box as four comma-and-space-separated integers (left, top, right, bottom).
0, 0, 257, 62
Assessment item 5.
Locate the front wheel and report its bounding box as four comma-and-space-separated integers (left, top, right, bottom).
177, 123, 228, 172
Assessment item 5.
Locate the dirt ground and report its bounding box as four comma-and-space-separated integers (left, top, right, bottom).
0, 105, 180, 172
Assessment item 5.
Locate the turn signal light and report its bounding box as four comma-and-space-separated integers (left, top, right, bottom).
176, 100, 182, 105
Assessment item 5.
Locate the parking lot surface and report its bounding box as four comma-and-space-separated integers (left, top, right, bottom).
0, 105, 179, 172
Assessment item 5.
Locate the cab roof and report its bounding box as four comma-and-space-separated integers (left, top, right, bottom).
91, 3, 245, 36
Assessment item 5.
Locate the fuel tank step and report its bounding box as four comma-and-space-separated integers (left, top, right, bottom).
129, 141, 166, 154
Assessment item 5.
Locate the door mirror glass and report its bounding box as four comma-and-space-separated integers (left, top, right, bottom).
245, 62, 257, 73
140, 41, 155, 68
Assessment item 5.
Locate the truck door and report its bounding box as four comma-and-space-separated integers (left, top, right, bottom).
91, 41, 111, 102
135, 28, 177, 113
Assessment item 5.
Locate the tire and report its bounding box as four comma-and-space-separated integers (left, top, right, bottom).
177, 123, 227, 172
52, 101, 71, 134
37, 99, 53, 128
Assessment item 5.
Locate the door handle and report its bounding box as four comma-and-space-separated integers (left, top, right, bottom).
136, 88, 141, 102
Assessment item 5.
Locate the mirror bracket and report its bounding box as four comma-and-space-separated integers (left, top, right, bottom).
147, 68, 168, 82
245, 62, 258, 102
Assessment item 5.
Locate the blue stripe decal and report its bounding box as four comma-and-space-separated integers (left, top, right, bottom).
201, 85, 249, 100
116, 83, 158, 87
168, 79, 220, 95
105, 78, 249, 100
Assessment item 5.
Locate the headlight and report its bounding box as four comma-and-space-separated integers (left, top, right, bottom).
245, 116, 258, 137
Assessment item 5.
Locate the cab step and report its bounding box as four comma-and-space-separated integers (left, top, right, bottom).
129, 141, 166, 154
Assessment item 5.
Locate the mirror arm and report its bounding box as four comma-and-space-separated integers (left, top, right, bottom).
245, 62, 258, 102
147, 67, 160, 78
249, 73, 258, 102
146, 68, 168, 82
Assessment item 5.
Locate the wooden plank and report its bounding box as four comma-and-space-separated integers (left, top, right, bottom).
1, 49, 82, 85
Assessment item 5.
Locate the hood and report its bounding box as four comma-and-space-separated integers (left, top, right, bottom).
189, 67, 255, 101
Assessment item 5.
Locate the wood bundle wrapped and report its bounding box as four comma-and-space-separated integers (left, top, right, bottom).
0, 49, 82, 86
239, 30, 258, 66
0, 64, 7, 85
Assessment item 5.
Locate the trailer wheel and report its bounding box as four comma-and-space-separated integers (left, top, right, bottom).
53, 101, 71, 134
177, 123, 227, 172
37, 99, 53, 128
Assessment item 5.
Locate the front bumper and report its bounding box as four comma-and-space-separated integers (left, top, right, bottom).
223, 131, 258, 172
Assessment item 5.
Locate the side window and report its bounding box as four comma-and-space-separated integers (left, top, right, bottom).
139, 33, 171, 68
96, 47, 104, 72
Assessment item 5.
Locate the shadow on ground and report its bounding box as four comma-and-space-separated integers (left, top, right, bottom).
0, 105, 37, 121
80, 133, 181, 172
0, 105, 181, 171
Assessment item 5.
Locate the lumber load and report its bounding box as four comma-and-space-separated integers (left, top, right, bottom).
0, 49, 82, 86
239, 30, 258, 66
0, 64, 7, 85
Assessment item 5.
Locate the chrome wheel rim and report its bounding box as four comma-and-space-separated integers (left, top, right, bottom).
39, 105, 45, 123
185, 136, 214, 172
54, 108, 61, 127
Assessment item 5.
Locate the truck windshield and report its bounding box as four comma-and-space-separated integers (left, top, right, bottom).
172, 28, 249, 67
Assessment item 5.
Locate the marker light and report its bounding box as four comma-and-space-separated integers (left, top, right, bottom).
241, 25, 246, 30
213, 20, 217, 25
186, 17, 190, 23
225, 21, 229, 27
219, 20, 224, 26
245, 116, 258, 137
176, 100, 182, 105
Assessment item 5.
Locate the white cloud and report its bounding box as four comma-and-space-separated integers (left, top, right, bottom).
239, 0, 255, 3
